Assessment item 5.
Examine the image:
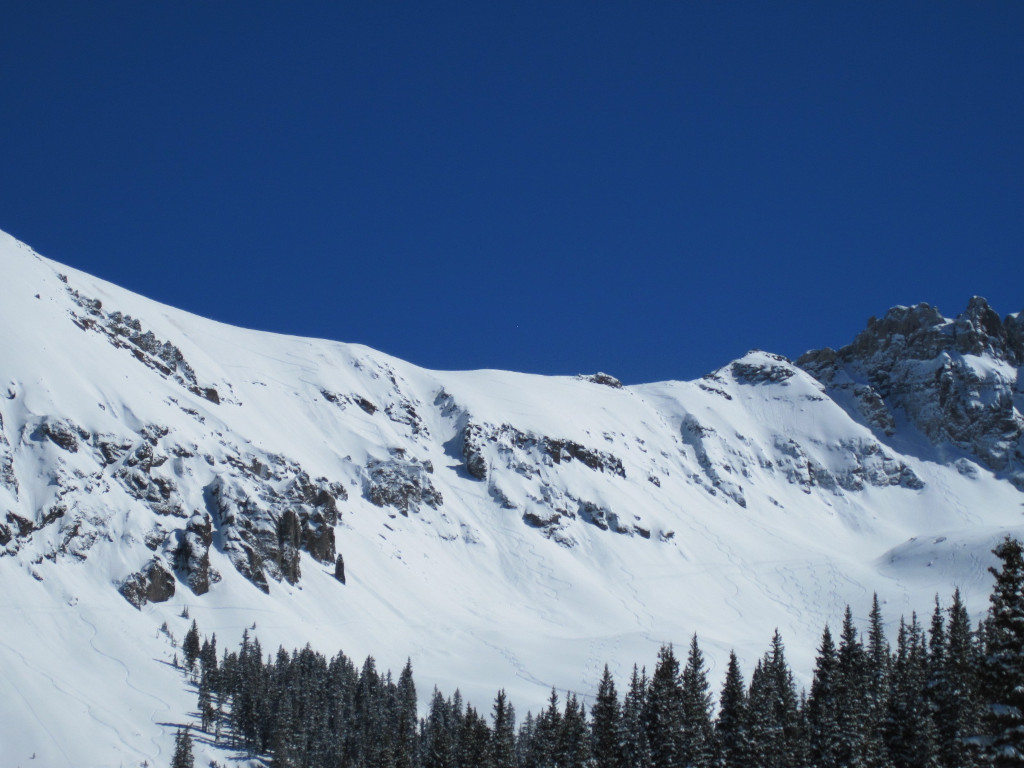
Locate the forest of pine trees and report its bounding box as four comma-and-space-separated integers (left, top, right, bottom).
173, 536, 1024, 768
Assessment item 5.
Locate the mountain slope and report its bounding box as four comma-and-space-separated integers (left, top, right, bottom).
0, 228, 1021, 767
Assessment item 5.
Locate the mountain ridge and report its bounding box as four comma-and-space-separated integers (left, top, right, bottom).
1, 228, 1022, 766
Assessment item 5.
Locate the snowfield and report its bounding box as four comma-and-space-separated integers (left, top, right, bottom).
0, 228, 1021, 766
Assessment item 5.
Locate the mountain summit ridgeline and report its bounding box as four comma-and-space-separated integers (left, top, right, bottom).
0, 228, 1021, 765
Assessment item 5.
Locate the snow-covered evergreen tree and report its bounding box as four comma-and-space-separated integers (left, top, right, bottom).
680, 634, 714, 768
982, 536, 1024, 767
646, 645, 686, 768
621, 665, 653, 768
807, 625, 842, 768
591, 664, 623, 768
492, 689, 517, 768
885, 614, 938, 768
715, 650, 750, 768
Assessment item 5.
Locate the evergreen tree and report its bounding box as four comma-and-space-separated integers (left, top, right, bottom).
646, 645, 686, 768
939, 588, 982, 768
517, 711, 538, 768
982, 536, 1024, 766
533, 688, 563, 768
680, 634, 714, 768
171, 726, 195, 768
183, 619, 201, 672
459, 705, 495, 768
395, 658, 419, 768
746, 631, 802, 768
864, 595, 895, 768
591, 665, 623, 768
715, 651, 750, 768
423, 687, 456, 768
807, 625, 841, 768
559, 693, 591, 768
621, 665, 653, 768
885, 614, 939, 768
492, 689, 517, 768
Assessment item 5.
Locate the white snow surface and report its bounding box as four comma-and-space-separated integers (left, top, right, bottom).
0, 228, 1021, 766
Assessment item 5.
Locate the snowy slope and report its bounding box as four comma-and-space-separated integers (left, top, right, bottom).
0, 228, 1021, 767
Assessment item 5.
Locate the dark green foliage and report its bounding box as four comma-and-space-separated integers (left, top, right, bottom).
885, 614, 938, 768
680, 635, 714, 768
716, 651, 750, 768
182, 619, 201, 672
176, 539, 1024, 768
807, 625, 841, 768
646, 645, 686, 768
171, 726, 194, 768
621, 665, 653, 768
982, 536, 1024, 766
938, 588, 982, 768
591, 665, 622, 768
492, 689, 517, 768
747, 631, 802, 768
559, 693, 591, 768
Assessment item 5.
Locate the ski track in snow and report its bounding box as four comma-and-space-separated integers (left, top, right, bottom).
0, 639, 75, 767
79, 612, 172, 761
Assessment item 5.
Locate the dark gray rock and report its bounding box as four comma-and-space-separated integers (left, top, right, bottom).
119, 558, 176, 609
798, 298, 1024, 480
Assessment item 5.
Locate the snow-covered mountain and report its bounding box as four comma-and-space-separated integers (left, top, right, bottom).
1, 227, 1021, 766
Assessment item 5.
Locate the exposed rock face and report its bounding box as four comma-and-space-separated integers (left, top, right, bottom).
731, 354, 796, 385
119, 557, 176, 609
575, 372, 624, 388
62, 275, 220, 404
0, 413, 17, 498
175, 512, 214, 595
462, 422, 626, 482
363, 455, 442, 515
799, 298, 1024, 487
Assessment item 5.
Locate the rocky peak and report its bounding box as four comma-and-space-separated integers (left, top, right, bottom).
798, 298, 1024, 488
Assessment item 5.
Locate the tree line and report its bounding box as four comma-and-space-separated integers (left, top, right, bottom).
172, 536, 1024, 768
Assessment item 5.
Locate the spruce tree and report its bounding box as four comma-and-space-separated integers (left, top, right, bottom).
746, 631, 802, 768
646, 645, 686, 768
591, 665, 623, 768
533, 688, 563, 768
807, 625, 841, 768
885, 614, 939, 768
492, 689, 517, 768
423, 687, 455, 768
715, 651, 749, 768
183, 619, 201, 672
982, 536, 1024, 766
171, 726, 195, 768
940, 588, 982, 768
864, 595, 895, 768
680, 634, 714, 768
621, 665, 653, 768
560, 693, 591, 768
395, 659, 418, 768
835, 606, 872, 767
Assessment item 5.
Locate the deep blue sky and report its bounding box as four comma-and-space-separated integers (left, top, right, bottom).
3, 3, 1022, 383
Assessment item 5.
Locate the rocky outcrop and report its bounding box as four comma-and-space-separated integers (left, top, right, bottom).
363, 454, 442, 515
575, 372, 624, 388
0, 413, 17, 498
798, 298, 1024, 487
462, 422, 626, 482
175, 512, 215, 595
731, 354, 796, 385
119, 557, 176, 608
61, 274, 220, 404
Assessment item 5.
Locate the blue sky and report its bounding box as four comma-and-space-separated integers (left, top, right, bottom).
2, 2, 1022, 384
